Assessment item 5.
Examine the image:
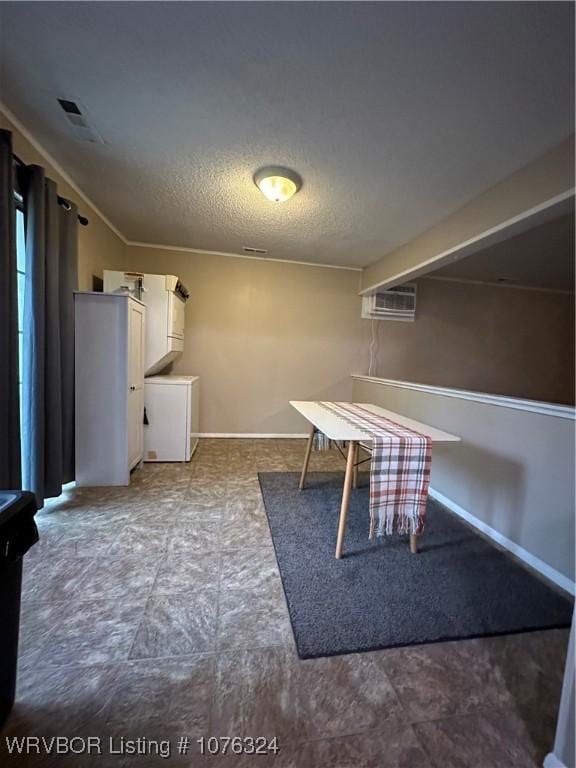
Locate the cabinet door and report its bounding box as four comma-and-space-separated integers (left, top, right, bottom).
128, 302, 145, 388
127, 302, 145, 468
168, 293, 185, 339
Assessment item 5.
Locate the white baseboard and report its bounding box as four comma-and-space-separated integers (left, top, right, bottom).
199, 433, 308, 439
429, 487, 575, 596
543, 753, 567, 768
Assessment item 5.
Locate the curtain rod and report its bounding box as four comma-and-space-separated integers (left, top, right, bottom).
13, 152, 89, 226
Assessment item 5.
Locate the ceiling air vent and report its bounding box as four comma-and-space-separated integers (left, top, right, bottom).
243, 246, 268, 255
57, 98, 104, 144
361, 283, 417, 322
58, 99, 82, 115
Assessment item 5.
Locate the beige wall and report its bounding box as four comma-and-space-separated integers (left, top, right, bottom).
362, 136, 575, 292
122, 246, 369, 433
370, 278, 575, 405
0, 108, 126, 290
352, 377, 575, 584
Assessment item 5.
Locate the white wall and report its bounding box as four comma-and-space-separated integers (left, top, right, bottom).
120, 246, 369, 434
352, 376, 575, 587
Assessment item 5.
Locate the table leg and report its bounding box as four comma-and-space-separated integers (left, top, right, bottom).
410, 534, 419, 554
352, 442, 360, 489
299, 424, 316, 490
335, 440, 357, 559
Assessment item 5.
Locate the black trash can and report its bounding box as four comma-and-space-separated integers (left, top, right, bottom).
0, 491, 38, 730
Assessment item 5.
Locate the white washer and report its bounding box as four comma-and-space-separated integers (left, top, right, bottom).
144, 376, 200, 462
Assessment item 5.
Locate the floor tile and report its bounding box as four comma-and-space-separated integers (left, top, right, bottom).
224, 495, 266, 518
219, 548, 280, 591
463, 631, 568, 760
129, 496, 184, 515
152, 552, 220, 595
220, 513, 272, 550
74, 554, 162, 601
102, 655, 214, 738
26, 523, 115, 563
37, 505, 136, 529
472, 631, 567, 721
205, 740, 300, 767
296, 726, 433, 768
217, 583, 292, 651
213, 646, 405, 742
168, 519, 220, 554
22, 555, 95, 603
1, 664, 120, 767
414, 709, 540, 768
109, 522, 172, 554
19, 598, 146, 668
507, 628, 569, 687
129, 503, 181, 525
176, 498, 224, 520
8, 663, 119, 734
381, 638, 512, 722
186, 482, 230, 503
130, 591, 218, 659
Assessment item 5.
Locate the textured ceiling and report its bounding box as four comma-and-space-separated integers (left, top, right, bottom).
432, 212, 575, 292
0, 2, 574, 268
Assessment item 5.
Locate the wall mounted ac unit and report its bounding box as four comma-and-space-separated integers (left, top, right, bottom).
361, 283, 417, 321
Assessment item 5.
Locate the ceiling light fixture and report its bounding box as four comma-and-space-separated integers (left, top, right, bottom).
254, 166, 302, 203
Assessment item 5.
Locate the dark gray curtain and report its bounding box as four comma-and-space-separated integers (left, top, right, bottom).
0, 130, 21, 489
21, 165, 78, 505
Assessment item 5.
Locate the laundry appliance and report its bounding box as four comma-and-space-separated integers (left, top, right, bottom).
143, 375, 200, 462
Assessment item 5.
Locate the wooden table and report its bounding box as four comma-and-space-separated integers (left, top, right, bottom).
290, 401, 460, 559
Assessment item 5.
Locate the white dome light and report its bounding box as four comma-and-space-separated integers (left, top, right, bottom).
254, 166, 302, 203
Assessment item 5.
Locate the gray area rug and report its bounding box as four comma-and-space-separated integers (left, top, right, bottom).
258, 472, 573, 659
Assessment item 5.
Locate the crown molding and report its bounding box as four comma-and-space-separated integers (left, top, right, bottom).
0, 101, 127, 243
2, 101, 363, 273
126, 240, 363, 271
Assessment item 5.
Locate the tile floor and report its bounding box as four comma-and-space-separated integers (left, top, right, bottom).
1, 439, 569, 767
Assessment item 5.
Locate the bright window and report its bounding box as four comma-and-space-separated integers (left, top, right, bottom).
15, 206, 26, 472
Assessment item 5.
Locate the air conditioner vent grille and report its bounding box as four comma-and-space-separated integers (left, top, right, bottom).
57, 97, 104, 144
362, 282, 417, 321
58, 99, 82, 115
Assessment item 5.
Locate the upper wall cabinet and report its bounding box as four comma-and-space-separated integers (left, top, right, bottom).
103, 271, 189, 376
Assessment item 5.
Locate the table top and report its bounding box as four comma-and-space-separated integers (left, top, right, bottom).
290, 401, 460, 443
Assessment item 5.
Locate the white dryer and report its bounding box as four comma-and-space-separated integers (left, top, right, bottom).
144, 376, 200, 462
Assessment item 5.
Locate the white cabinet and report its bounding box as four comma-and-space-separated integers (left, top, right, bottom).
102, 271, 188, 376
75, 292, 146, 486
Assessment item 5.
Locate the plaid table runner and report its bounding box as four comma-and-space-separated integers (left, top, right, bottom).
319, 402, 432, 537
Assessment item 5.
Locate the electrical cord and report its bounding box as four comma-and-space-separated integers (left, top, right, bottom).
368, 317, 378, 376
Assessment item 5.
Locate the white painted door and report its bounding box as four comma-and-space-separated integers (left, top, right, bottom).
168, 293, 185, 339
127, 301, 145, 469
